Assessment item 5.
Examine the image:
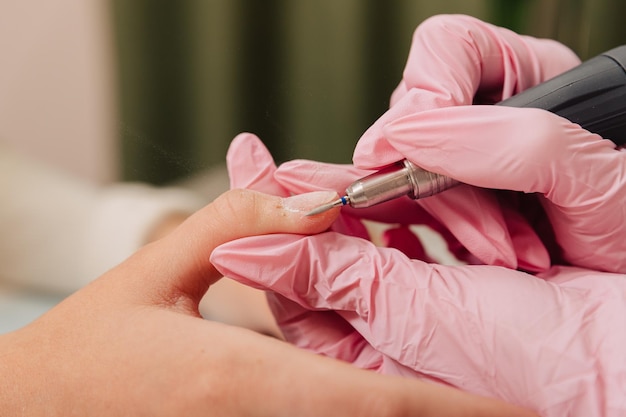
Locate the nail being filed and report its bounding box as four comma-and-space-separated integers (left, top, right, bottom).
306, 195, 350, 216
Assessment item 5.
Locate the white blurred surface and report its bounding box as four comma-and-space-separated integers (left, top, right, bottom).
0, 287, 65, 334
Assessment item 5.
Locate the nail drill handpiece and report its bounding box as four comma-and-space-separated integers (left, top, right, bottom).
307, 45, 626, 216
306, 159, 456, 215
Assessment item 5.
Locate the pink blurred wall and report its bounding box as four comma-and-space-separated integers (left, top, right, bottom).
0, 0, 118, 183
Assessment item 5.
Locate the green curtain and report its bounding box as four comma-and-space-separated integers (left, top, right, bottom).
111, 0, 626, 185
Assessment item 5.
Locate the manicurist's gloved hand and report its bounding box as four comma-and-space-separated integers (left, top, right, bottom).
212, 228, 626, 417
352, 14, 626, 273
214, 132, 626, 414
380, 104, 626, 273
272, 14, 626, 273
353, 14, 580, 270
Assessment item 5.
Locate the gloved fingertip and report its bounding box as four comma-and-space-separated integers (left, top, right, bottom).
226, 132, 263, 164
210, 234, 300, 293
210, 243, 267, 291
473, 241, 519, 269
450, 224, 518, 268
509, 228, 552, 273
516, 252, 551, 273
226, 133, 283, 192
419, 189, 520, 269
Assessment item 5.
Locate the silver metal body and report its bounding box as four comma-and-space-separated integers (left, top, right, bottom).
346, 159, 458, 208
305, 159, 459, 216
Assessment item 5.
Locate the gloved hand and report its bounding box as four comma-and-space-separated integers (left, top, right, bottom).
276, 16, 626, 272
224, 133, 546, 416
221, 131, 626, 416
350, 14, 626, 273
276, 109, 626, 274
211, 229, 626, 417
381, 105, 626, 272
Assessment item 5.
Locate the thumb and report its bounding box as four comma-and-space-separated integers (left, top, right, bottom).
116, 189, 340, 307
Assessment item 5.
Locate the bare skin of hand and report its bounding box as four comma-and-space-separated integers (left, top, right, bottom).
144, 211, 283, 336
0, 189, 538, 417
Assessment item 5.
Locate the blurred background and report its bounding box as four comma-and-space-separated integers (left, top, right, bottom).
2, 0, 625, 186
1, 0, 625, 331
111, 0, 626, 185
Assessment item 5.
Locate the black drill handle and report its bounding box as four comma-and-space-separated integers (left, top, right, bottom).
498, 45, 626, 146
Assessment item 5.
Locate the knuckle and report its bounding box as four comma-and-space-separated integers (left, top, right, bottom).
211, 188, 265, 232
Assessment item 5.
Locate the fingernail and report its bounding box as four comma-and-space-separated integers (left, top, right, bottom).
282, 191, 338, 214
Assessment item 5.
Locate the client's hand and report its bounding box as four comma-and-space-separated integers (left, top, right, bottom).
0, 187, 531, 417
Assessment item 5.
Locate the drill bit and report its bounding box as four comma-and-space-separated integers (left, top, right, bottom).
306, 195, 350, 216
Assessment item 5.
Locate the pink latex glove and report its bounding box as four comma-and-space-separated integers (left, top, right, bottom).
211, 231, 626, 417
351, 14, 584, 270
226, 133, 287, 195
382, 105, 626, 273
217, 141, 543, 417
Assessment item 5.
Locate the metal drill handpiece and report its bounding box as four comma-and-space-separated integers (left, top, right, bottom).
306, 160, 458, 215
403, 160, 458, 199
347, 160, 458, 208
